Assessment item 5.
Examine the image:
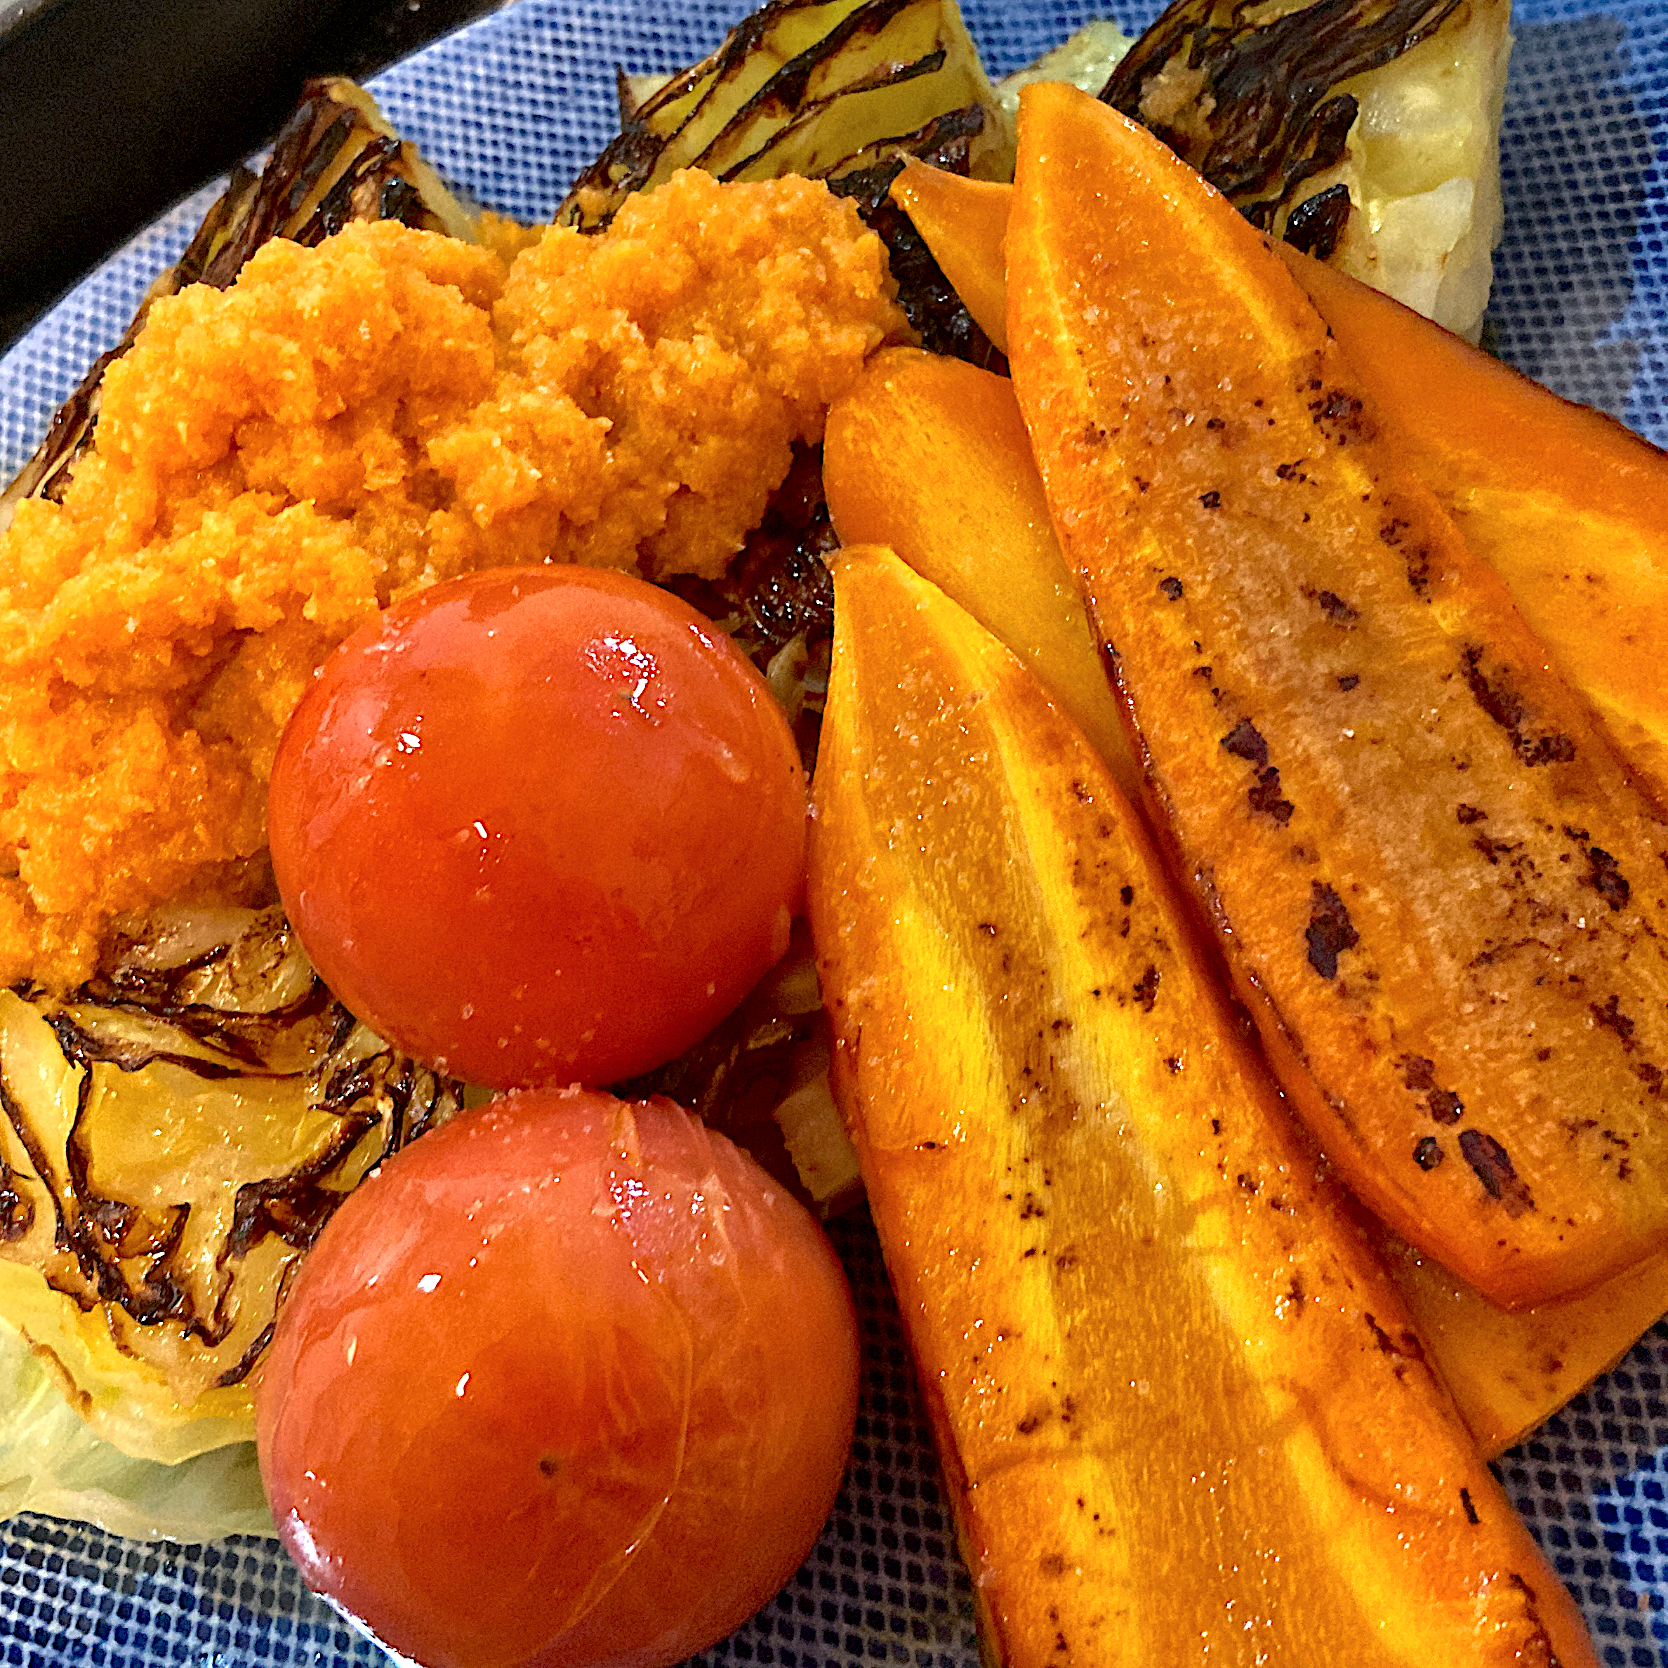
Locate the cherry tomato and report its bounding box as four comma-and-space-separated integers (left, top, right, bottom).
256, 1088, 859, 1668
268, 566, 807, 1088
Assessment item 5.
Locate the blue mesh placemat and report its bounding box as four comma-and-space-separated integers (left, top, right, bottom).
2, 0, 1668, 1663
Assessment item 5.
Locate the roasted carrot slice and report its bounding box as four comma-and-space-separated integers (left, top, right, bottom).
822, 345, 1138, 797
810, 543, 1597, 1667
890, 161, 1011, 351
1369, 1225, 1668, 1457
1277, 244, 1668, 788
1006, 82, 1668, 1309
883, 154, 1668, 1441
893, 164, 1668, 797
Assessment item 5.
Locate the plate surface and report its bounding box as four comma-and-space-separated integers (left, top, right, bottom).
2, 0, 1668, 1662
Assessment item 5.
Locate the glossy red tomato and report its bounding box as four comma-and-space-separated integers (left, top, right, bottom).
268, 566, 807, 1088
256, 1088, 859, 1668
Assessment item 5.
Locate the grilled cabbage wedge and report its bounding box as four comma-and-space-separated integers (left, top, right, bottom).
0, 1319, 271, 1541
1104, 0, 1513, 340
0, 908, 459, 1460
558, 0, 1011, 231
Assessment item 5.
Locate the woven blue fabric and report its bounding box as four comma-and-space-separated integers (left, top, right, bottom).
2, 0, 1668, 1663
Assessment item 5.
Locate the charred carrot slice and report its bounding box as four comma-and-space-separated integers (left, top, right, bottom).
885, 152, 1668, 1441
822, 345, 1139, 797
1006, 83, 1668, 1310
894, 161, 1668, 795
1277, 243, 1668, 789
890, 161, 1011, 351
1367, 1224, 1668, 1457
810, 544, 1597, 1668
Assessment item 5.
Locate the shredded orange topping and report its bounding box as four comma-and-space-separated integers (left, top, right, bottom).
0, 170, 904, 987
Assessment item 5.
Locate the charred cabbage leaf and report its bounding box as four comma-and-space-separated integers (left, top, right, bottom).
558, 0, 1011, 231
0, 1320, 269, 1541
663, 443, 838, 775
994, 19, 1134, 125
824, 109, 1007, 367
615, 919, 859, 1215
0, 77, 477, 535
1103, 0, 1511, 339
0, 908, 460, 1463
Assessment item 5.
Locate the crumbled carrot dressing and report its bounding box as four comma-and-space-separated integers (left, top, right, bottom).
0, 170, 905, 988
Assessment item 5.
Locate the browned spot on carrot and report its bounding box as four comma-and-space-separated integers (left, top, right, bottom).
1222, 719, 1294, 824
1221, 718, 1269, 768
1398, 1054, 1463, 1125
1592, 993, 1637, 1049
1310, 588, 1359, 624
1583, 845, 1630, 911
1460, 646, 1577, 767
1305, 883, 1358, 979
1458, 1129, 1535, 1216
1248, 767, 1295, 826
1309, 388, 1371, 445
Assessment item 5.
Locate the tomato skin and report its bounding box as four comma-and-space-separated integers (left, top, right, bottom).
268, 566, 807, 1088
256, 1089, 859, 1668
